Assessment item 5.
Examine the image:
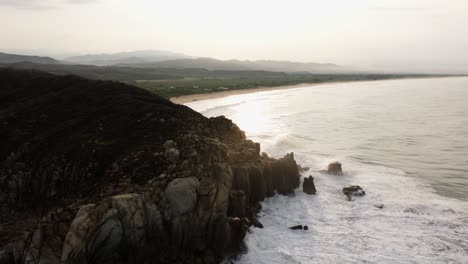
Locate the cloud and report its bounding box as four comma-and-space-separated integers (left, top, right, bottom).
0, 0, 97, 10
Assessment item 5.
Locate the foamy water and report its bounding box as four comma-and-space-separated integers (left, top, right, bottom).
186, 77, 468, 263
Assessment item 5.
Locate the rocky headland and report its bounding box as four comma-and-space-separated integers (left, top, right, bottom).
0, 69, 300, 264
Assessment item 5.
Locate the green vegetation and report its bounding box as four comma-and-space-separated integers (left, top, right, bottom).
129, 73, 439, 98
0, 62, 450, 99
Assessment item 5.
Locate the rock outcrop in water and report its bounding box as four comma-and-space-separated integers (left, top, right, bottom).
302, 175, 317, 195
342, 185, 366, 201
327, 162, 343, 175
0, 69, 300, 264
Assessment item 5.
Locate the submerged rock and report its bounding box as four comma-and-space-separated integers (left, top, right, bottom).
327, 162, 343, 175
303, 175, 317, 195
342, 185, 366, 200
290, 225, 303, 230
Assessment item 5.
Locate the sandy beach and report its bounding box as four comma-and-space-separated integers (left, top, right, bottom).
169, 82, 327, 104
169, 76, 456, 104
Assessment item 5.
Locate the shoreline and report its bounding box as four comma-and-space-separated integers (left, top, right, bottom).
170, 81, 357, 104
169, 76, 459, 104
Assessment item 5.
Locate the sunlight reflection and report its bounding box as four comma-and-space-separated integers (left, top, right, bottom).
232, 99, 268, 136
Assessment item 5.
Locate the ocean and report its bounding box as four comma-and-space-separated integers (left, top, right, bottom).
186, 77, 468, 263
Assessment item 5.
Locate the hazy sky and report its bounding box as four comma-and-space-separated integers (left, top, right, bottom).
1, 0, 467, 72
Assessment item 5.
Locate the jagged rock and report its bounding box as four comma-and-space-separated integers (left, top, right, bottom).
327, 162, 343, 175
342, 185, 365, 201
251, 217, 264, 229
303, 175, 317, 195
271, 153, 300, 195
303, 225, 309, 230
0, 70, 301, 264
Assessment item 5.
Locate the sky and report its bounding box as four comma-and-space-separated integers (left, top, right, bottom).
1, 0, 467, 73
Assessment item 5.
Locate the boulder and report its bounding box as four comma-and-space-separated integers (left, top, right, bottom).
342, 185, 365, 200
164, 177, 199, 219
327, 162, 343, 175
61, 194, 164, 263
289, 225, 303, 230
303, 175, 317, 195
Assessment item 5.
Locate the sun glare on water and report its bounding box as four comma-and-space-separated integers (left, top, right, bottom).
231, 97, 269, 136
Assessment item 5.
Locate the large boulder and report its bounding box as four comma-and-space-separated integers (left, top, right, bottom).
61, 194, 164, 263
303, 175, 317, 195
164, 177, 199, 219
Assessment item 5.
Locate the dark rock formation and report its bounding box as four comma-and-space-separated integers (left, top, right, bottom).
327, 162, 343, 175
303, 175, 317, 195
289, 225, 303, 230
0, 69, 300, 264
342, 185, 366, 201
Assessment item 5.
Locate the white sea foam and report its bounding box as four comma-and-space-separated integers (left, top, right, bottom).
187, 77, 468, 263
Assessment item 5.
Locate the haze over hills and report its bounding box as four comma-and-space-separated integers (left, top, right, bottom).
0, 50, 356, 74
119, 57, 356, 74
0, 52, 60, 64
64, 50, 192, 66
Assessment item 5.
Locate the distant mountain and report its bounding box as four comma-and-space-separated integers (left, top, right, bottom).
135, 58, 251, 71
65, 50, 191, 66
120, 57, 356, 74
0, 52, 60, 64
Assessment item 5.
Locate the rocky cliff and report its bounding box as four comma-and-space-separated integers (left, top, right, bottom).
0, 69, 300, 264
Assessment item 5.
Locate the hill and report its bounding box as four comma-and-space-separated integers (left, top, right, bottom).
0, 61, 439, 99
0, 69, 299, 264
120, 57, 355, 74
65, 50, 191, 66
0, 52, 60, 64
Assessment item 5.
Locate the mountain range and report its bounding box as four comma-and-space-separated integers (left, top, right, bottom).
0, 50, 353, 74
118, 57, 355, 73
0, 52, 60, 64
64, 50, 191, 66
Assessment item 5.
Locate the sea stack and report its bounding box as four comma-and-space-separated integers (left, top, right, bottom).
327, 162, 343, 175
303, 175, 317, 195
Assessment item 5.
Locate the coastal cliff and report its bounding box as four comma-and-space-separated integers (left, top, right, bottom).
0, 69, 300, 264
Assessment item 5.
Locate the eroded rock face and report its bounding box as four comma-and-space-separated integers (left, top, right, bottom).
0, 70, 301, 264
